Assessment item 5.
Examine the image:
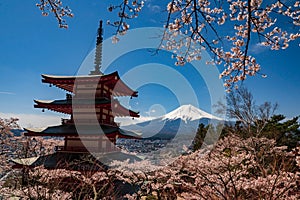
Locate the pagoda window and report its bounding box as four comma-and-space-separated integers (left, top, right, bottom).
86, 84, 94, 88
76, 113, 101, 119
96, 108, 101, 113
82, 140, 98, 148
103, 109, 109, 114
102, 115, 106, 120
73, 108, 97, 113
76, 84, 94, 89
76, 90, 96, 94
102, 141, 106, 149
67, 140, 83, 148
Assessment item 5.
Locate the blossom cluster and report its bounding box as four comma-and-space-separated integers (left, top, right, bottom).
125, 135, 299, 199
36, 0, 74, 28
36, 0, 300, 89
0, 117, 19, 173
107, 0, 145, 43
1, 133, 299, 199
162, 0, 300, 90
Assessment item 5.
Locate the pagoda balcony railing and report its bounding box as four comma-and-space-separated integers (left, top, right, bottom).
73, 93, 111, 99
98, 120, 120, 127
55, 146, 119, 153
61, 118, 119, 127
55, 146, 89, 152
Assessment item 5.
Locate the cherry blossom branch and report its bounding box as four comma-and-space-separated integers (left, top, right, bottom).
107, 0, 144, 42
36, 0, 73, 28
35, 1, 300, 90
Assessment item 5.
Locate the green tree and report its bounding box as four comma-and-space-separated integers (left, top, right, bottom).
192, 123, 208, 151
193, 122, 224, 151
260, 114, 300, 150
216, 86, 278, 136
215, 87, 299, 149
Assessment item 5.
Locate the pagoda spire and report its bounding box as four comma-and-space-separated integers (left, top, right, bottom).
90, 20, 104, 75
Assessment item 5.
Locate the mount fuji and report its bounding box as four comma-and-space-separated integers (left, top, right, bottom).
119, 104, 223, 140
162, 104, 221, 122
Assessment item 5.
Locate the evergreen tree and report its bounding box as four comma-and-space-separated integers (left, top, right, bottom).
192, 123, 207, 151
260, 115, 300, 150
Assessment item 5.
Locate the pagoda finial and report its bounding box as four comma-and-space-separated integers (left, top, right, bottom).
90, 20, 104, 75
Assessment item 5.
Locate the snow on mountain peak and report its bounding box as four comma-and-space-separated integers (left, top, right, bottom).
117, 104, 223, 126
162, 104, 220, 122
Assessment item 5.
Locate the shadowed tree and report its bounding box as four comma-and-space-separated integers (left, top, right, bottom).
215, 86, 299, 149
216, 86, 278, 135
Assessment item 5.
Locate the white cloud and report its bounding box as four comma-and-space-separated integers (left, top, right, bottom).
149, 18, 158, 24
149, 5, 161, 12
0, 112, 156, 128
250, 43, 268, 54
115, 116, 156, 126
146, 0, 161, 13
0, 113, 64, 129
145, 109, 156, 115
0, 91, 16, 95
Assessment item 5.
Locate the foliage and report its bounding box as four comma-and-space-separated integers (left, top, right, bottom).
219, 113, 300, 149
125, 135, 300, 199
213, 86, 300, 150
0, 117, 20, 174
1, 160, 140, 199
193, 123, 208, 150
216, 86, 278, 135
35, 0, 300, 88
193, 122, 223, 151
1, 133, 299, 199
0, 117, 64, 198
260, 114, 300, 150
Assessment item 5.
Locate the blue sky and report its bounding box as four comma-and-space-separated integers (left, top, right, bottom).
0, 0, 299, 128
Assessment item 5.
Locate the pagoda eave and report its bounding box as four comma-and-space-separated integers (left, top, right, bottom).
34, 104, 72, 115
41, 72, 138, 97
34, 99, 140, 118
129, 111, 140, 118
24, 131, 76, 137
24, 125, 140, 139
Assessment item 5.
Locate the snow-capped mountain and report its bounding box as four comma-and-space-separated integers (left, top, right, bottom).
162, 104, 222, 122
119, 105, 223, 140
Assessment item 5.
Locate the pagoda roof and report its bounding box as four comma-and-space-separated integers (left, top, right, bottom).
41, 71, 138, 97
24, 124, 141, 139
34, 98, 111, 106
33, 98, 140, 117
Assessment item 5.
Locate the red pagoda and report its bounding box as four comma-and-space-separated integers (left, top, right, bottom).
24, 20, 140, 154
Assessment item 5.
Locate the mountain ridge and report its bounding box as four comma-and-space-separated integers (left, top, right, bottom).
116, 104, 221, 126
119, 104, 223, 140
162, 104, 222, 122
